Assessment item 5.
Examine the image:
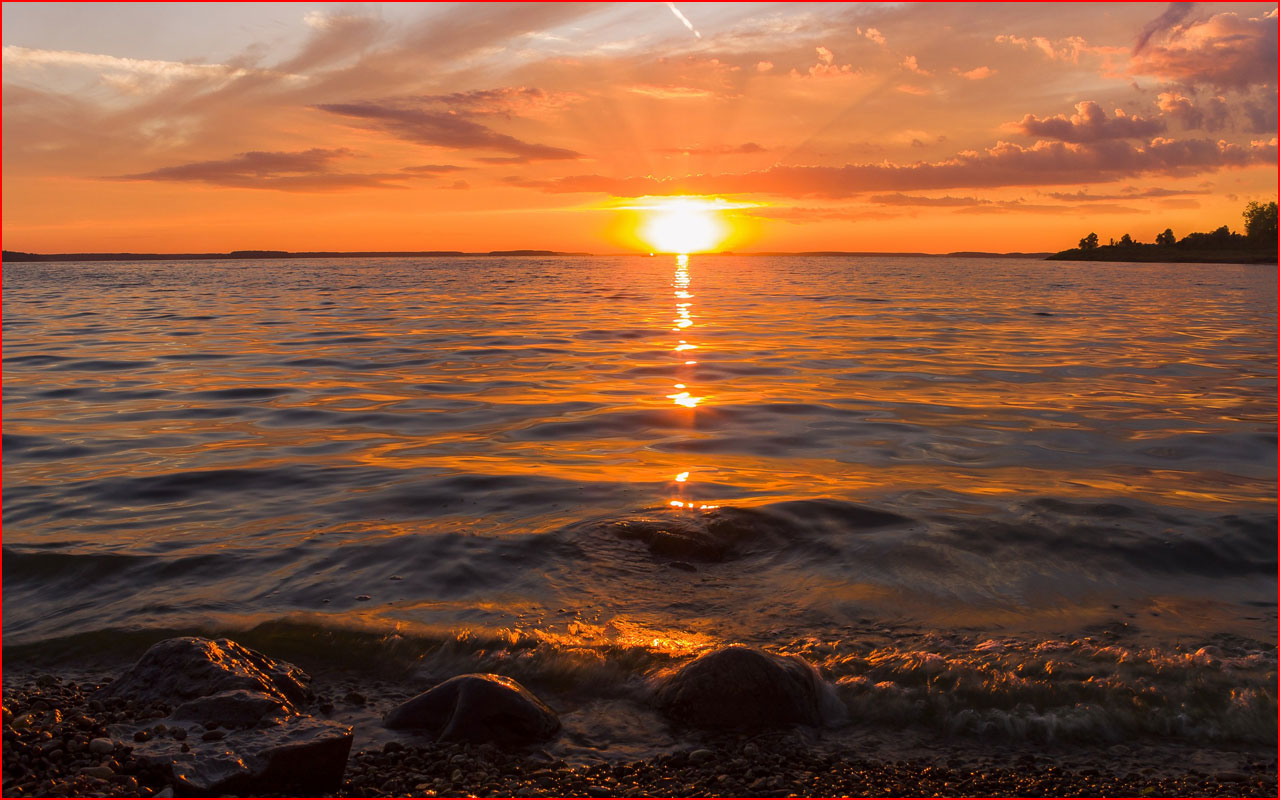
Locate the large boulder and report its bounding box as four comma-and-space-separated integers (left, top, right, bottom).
654, 646, 829, 729
102, 637, 350, 795
170, 689, 291, 730
383, 674, 560, 744
95, 637, 312, 710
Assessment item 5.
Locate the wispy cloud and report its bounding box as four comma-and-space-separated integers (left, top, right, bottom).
519, 138, 1276, 197
315, 101, 582, 161
109, 148, 409, 192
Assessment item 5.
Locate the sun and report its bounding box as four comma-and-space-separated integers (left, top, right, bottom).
636, 197, 731, 254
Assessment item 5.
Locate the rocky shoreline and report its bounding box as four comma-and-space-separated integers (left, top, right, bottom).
4, 637, 1276, 798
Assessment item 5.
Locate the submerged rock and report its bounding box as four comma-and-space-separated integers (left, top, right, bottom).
654, 646, 829, 729
122, 713, 353, 796
611, 500, 910, 563
94, 636, 312, 710
383, 674, 560, 744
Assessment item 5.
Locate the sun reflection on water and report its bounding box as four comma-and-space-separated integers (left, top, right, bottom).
664, 254, 719, 509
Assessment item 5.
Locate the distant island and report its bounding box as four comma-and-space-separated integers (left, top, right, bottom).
1048, 201, 1277, 264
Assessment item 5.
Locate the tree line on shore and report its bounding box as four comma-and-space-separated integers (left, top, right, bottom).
1074, 201, 1277, 254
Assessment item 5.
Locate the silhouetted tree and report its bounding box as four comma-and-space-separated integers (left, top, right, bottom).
1079, 232, 1099, 250
1119, 233, 1135, 246
1243, 201, 1278, 241
1155, 228, 1176, 246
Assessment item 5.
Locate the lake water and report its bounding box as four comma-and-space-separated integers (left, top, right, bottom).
3, 254, 1275, 747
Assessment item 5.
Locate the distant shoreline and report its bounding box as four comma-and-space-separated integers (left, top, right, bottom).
1046, 246, 1276, 264
3, 249, 1054, 263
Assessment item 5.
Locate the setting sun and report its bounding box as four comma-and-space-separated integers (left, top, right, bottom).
635, 197, 731, 254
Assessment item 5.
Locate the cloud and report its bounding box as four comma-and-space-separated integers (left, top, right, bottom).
1014, 100, 1164, 141
896, 84, 931, 96
1242, 99, 1278, 133
1133, 2, 1196, 54
1129, 12, 1278, 90
953, 66, 995, 80
1, 45, 264, 90
400, 164, 468, 174
1156, 91, 1229, 131
870, 193, 987, 207
994, 34, 1118, 64
658, 142, 767, 155
953, 201, 1148, 216
741, 206, 898, 224
791, 46, 855, 78
417, 87, 583, 118
755, 61, 774, 73
314, 101, 582, 160
1042, 187, 1199, 201
901, 56, 932, 76
627, 85, 717, 99
857, 27, 886, 46
109, 148, 408, 191
519, 137, 1276, 197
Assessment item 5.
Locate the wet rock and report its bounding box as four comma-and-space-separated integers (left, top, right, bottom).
171, 689, 290, 730
124, 714, 354, 796
612, 517, 737, 561
94, 637, 312, 710
612, 500, 908, 563
383, 674, 560, 744
654, 646, 828, 729
88, 738, 115, 755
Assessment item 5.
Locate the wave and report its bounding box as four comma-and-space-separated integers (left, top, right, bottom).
5, 617, 1274, 746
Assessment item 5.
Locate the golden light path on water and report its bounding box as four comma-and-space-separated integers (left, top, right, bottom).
667, 254, 719, 512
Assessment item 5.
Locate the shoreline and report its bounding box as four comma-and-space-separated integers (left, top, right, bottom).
4, 662, 1276, 798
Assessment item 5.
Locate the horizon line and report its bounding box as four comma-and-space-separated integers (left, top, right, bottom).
2, 248, 1056, 263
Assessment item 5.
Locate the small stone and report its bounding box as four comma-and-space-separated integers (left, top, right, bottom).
451, 769, 465, 783
390, 575, 404, 581
171, 727, 187, 741
383, 741, 403, 753
355, 595, 372, 601
586, 785, 611, 796
690, 749, 714, 763
343, 691, 367, 705
134, 730, 152, 742
82, 766, 115, 779
88, 738, 115, 754
200, 729, 225, 741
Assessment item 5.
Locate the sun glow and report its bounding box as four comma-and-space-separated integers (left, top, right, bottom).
627, 196, 742, 254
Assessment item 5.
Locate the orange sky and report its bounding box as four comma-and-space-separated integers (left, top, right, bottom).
3, 2, 1277, 253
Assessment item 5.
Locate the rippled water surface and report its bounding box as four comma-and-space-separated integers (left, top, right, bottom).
4, 255, 1275, 745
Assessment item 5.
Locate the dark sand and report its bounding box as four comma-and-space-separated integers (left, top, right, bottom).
4, 667, 1275, 798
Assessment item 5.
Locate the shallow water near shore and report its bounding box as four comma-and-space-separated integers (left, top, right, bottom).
3, 254, 1276, 750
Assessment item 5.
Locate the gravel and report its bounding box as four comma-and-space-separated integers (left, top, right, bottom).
5, 673, 1277, 798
